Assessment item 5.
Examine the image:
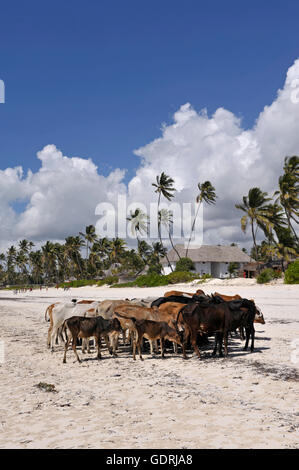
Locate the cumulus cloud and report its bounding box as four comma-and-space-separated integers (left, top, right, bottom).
129, 58, 299, 246
1, 59, 299, 251
0, 145, 126, 250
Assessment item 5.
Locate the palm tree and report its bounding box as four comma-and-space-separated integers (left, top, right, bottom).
29, 250, 44, 284
64, 236, 85, 277
127, 208, 148, 241
159, 208, 181, 260
137, 240, 152, 262
41, 241, 57, 282
108, 238, 126, 264
235, 187, 273, 261
260, 203, 287, 243
79, 225, 97, 259
274, 156, 299, 242
152, 172, 176, 271
6, 245, 17, 284
186, 181, 217, 257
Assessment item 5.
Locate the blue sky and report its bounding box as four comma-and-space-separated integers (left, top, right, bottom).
1, 0, 299, 182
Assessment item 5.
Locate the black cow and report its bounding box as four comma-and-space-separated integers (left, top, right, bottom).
150, 294, 210, 308
62, 316, 122, 363
175, 298, 256, 359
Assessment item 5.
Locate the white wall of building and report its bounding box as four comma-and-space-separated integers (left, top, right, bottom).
163, 261, 242, 278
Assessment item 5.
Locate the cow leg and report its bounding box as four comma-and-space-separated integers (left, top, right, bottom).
50, 327, 59, 351
212, 334, 218, 356
72, 335, 81, 363
58, 326, 65, 344
173, 341, 178, 353
47, 325, 52, 348
190, 331, 201, 358
63, 335, 71, 363
161, 338, 165, 358
244, 327, 251, 351
219, 332, 225, 357
138, 338, 143, 361
103, 334, 112, 355
250, 326, 255, 352
109, 332, 118, 357
122, 328, 126, 346
97, 335, 102, 359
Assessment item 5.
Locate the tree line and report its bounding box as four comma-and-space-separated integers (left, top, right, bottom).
0, 155, 297, 285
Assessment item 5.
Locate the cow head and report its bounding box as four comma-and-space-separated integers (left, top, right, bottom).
254, 305, 265, 324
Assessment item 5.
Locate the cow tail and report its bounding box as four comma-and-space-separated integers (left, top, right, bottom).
45, 306, 50, 322
174, 306, 185, 333
62, 319, 68, 336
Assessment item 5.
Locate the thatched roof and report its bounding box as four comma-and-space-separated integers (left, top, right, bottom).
161, 245, 251, 264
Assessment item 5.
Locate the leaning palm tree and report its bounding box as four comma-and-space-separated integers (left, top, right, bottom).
152, 172, 176, 271
127, 208, 148, 241
186, 181, 216, 257
235, 187, 273, 261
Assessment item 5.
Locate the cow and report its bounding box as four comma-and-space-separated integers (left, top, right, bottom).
213, 292, 265, 325
48, 301, 101, 350
175, 298, 256, 359
163, 289, 205, 297
62, 316, 122, 363
113, 304, 184, 355
115, 313, 183, 361
151, 293, 209, 308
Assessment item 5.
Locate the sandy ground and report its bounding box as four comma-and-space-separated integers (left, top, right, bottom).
0, 279, 298, 449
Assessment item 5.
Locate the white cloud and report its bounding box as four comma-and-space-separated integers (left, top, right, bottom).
1, 59, 299, 251
0, 145, 126, 250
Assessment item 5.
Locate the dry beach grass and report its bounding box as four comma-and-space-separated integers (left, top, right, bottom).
0, 280, 298, 449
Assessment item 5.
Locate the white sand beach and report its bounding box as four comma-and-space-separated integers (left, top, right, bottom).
0, 280, 298, 449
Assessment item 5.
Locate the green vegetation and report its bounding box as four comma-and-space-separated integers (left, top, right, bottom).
257, 268, 282, 284
236, 156, 298, 269
284, 260, 299, 284
0, 155, 296, 288
175, 257, 195, 272
111, 271, 201, 288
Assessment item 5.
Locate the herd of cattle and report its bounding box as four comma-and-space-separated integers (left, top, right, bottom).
45, 289, 266, 363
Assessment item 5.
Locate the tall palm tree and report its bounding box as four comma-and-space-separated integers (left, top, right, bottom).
41, 241, 57, 282
29, 250, 43, 284
65, 236, 85, 277
7, 245, 17, 284
186, 181, 216, 257
159, 208, 181, 260
274, 156, 299, 242
108, 238, 126, 264
79, 225, 97, 259
152, 172, 176, 271
235, 187, 272, 261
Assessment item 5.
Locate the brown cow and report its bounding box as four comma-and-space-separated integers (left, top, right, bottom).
164, 289, 205, 297
62, 316, 122, 363
113, 304, 183, 355
115, 313, 182, 360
